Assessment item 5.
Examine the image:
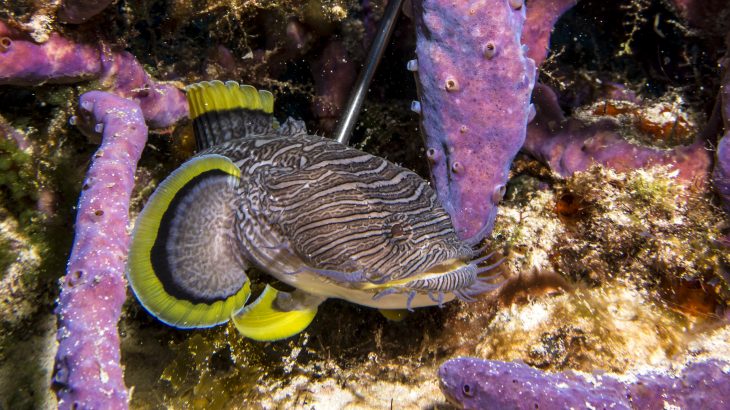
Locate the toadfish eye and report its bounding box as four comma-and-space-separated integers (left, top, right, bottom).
390, 223, 404, 238
462, 382, 474, 397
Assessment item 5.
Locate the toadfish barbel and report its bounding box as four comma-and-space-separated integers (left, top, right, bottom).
126, 81, 502, 341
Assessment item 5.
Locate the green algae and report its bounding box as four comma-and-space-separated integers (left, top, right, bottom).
495, 163, 728, 300
123, 291, 457, 408
0, 227, 17, 282
0, 137, 37, 224
473, 283, 697, 372
158, 331, 259, 409
560, 167, 727, 291
466, 163, 730, 375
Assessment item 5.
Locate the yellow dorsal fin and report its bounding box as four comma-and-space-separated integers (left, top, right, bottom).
185, 80, 274, 119
184, 81, 279, 150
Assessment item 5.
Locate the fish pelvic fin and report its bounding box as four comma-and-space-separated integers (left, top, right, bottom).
127, 154, 251, 329
185, 80, 279, 150
231, 285, 323, 341
379, 309, 409, 322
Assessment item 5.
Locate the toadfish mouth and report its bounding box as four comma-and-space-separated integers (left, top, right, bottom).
370, 251, 505, 310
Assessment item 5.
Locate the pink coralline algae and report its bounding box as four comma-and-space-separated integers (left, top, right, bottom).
310, 40, 357, 134
58, 0, 115, 24
522, 0, 578, 67
412, 0, 536, 244
53, 91, 147, 410
0, 20, 187, 129
439, 357, 730, 410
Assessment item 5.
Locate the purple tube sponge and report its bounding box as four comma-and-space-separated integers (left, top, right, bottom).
440, 357, 627, 409
524, 84, 712, 185
0, 20, 187, 129
53, 91, 148, 410
99, 47, 188, 129
411, 0, 536, 244
716, 134, 730, 213
439, 357, 730, 410
713, 55, 730, 213
0, 22, 101, 84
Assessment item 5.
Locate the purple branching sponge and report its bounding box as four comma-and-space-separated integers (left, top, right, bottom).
524, 84, 712, 185
53, 91, 147, 410
439, 357, 730, 410
0, 20, 187, 129
411, 0, 536, 244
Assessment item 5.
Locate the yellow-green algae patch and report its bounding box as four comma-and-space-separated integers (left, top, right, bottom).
475, 283, 696, 372
495, 164, 728, 301
124, 308, 455, 409
0, 312, 57, 410
0, 136, 38, 228
0, 207, 42, 329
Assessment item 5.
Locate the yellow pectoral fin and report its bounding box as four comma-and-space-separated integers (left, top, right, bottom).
231, 285, 319, 342
378, 309, 409, 322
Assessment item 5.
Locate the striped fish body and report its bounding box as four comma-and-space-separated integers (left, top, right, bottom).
127, 81, 501, 336
202, 131, 474, 308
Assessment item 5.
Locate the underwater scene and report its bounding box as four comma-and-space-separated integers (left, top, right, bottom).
1, 0, 729, 409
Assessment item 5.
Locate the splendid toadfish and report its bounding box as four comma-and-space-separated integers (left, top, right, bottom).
127, 81, 502, 341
